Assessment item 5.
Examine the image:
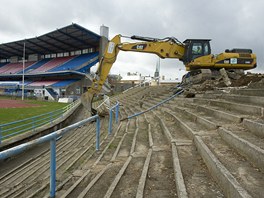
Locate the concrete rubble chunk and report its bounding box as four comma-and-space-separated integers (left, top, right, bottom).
220, 68, 232, 86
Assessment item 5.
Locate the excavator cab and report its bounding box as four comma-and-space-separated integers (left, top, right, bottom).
182, 39, 211, 64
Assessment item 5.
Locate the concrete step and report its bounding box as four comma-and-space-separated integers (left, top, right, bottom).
218, 127, 264, 172
164, 98, 264, 173
153, 110, 224, 197
197, 92, 264, 107
155, 104, 264, 197
243, 119, 264, 138
231, 88, 264, 97
0, 124, 100, 197
201, 134, 264, 197
192, 98, 263, 117
62, 107, 151, 197
164, 104, 218, 130
182, 102, 243, 124
154, 108, 253, 197
1, 84, 264, 198
220, 94, 264, 107
58, 122, 128, 197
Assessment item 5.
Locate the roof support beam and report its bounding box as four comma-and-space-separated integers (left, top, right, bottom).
73, 23, 101, 40
57, 29, 95, 47
16, 42, 40, 55
45, 35, 78, 49
0, 51, 10, 58
26, 39, 56, 54
36, 37, 66, 51
0, 47, 18, 57
2, 44, 23, 54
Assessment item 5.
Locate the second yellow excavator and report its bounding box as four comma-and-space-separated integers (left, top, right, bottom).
81, 34, 257, 115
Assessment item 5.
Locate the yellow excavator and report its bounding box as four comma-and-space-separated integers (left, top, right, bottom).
81, 34, 257, 115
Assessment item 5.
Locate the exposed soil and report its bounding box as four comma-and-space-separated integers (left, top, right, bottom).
230, 74, 264, 87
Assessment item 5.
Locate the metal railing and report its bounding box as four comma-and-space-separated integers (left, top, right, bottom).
96, 95, 110, 110
0, 101, 120, 198
0, 100, 80, 144
0, 115, 100, 198
122, 79, 152, 93
108, 102, 119, 135
127, 89, 184, 119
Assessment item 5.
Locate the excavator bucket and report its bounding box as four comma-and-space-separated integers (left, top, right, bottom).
81, 91, 97, 116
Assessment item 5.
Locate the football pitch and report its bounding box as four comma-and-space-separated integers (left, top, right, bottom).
0, 97, 68, 125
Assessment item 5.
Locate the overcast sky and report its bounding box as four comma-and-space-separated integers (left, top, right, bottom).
0, 0, 263, 79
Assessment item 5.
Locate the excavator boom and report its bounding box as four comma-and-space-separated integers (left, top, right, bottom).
81, 35, 121, 115
81, 34, 186, 115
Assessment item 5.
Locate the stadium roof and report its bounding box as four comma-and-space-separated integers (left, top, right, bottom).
0, 23, 101, 59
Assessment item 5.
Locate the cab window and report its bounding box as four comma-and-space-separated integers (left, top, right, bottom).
192, 43, 202, 54
204, 43, 209, 55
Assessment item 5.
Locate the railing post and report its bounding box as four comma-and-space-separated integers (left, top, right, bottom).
115, 103, 119, 124
108, 109, 113, 135
50, 138, 56, 198
50, 112, 53, 125
32, 117, 35, 131
61, 108, 64, 119
0, 127, 2, 144
96, 117, 100, 151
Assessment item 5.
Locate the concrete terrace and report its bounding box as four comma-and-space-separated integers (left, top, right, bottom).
0, 82, 263, 198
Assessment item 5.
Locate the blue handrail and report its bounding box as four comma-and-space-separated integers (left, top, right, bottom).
127, 89, 184, 119
108, 102, 119, 135
0, 115, 99, 160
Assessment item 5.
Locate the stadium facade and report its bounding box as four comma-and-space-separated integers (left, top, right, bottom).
0, 23, 108, 100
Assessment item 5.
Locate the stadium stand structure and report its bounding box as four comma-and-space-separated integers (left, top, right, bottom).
0, 23, 103, 100
52, 79, 79, 87
27, 80, 60, 87
0, 62, 35, 74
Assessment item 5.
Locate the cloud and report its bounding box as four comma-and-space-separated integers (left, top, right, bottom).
0, 0, 263, 77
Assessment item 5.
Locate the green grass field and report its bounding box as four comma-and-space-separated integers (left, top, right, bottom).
0, 99, 68, 125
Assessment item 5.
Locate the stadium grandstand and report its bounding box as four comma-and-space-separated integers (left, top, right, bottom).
0, 23, 108, 101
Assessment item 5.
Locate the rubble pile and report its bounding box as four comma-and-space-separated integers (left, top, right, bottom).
181, 71, 264, 96
231, 73, 264, 87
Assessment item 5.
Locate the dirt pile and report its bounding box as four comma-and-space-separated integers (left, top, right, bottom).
230, 73, 264, 87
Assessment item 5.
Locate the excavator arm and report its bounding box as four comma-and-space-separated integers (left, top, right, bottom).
81, 35, 121, 115
81, 33, 257, 116
81, 34, 185, 115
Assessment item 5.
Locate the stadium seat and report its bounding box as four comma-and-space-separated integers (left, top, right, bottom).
48, 52, 98, 72
0, 62, 35, 74
29, 56, 75, 73
19, 58, 52, 74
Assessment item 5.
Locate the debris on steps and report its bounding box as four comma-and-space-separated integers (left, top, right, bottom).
179, 72, 264, 94
220, 68, 231, 86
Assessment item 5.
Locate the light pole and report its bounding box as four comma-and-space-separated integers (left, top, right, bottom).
154, 58, 160, 85
22, 42, 25, 100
